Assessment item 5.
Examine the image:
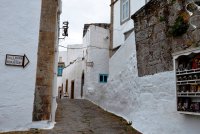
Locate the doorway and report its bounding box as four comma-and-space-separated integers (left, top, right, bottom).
66, 79, 68, 96
71, 80, 75, 99
81, 72, 84, 98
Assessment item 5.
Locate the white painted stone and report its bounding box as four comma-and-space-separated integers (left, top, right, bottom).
0, 0, 58, 131
0, 0, 41, 131
62, 44, 83, 99
83, 1, 200, 133
62, 25, 110, 100
85, 31, 200, 134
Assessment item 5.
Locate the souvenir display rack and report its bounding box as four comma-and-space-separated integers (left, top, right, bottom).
174, 48, 200, 115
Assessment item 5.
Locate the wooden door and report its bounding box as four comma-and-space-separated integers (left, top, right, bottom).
71, 80, 74, 99
81, 72, 84, 98
66, 79, 68, 94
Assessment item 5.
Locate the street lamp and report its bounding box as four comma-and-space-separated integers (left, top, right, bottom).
59, 21, 69, 39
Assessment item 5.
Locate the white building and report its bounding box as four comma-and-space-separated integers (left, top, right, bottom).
83, 24, 110, 100
0, 0, 61, 132
111, 0, 149, 49
63, 44, 83, 99
62, 23, 110, 100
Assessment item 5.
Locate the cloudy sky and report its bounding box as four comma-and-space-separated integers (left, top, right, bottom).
59, 0, 110, 50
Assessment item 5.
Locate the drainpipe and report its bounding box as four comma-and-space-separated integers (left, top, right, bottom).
109, 0, 114, 58
51, 37, 58, 123
50, 0, 62, 123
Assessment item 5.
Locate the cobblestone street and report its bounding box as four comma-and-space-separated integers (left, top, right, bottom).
2, 98, 141, 134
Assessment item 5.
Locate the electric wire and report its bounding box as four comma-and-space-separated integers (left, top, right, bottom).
63, 54, 87, 69
59, 45, 111, 50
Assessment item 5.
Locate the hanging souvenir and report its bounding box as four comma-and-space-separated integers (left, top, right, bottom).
192, 54, 200, 69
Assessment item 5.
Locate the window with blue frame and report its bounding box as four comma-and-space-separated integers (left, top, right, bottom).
99, 74, 108, 83
58, 66, 63, 76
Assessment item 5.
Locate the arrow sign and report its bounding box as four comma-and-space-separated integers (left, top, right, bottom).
5, 54, 30, 68
22, 54, 30, 68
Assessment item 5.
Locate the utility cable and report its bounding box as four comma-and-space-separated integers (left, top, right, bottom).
64, 45, 111, 50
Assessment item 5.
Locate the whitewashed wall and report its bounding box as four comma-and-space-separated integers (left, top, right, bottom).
113, 0, 146, 48
63, 25, 110, 100
65, 61, 83, 99
0, 0, 43, 131
86, 32, 200, 134
83, 25, 110, 99
109, 31, 136, 77
67, 44, 83, 65
63, 44, 83, 99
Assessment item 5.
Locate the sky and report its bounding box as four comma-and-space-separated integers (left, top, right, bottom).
59, 0, 110, 51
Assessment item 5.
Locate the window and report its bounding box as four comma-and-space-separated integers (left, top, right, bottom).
58, 66, 63, 76
121, 0, 130, 24
99, 74, 108, 83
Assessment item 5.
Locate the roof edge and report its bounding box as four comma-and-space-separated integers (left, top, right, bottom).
131, 0, 161, 20
83, 23, 110, 37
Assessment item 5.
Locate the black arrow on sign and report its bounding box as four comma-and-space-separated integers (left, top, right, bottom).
22, 54, 30, 68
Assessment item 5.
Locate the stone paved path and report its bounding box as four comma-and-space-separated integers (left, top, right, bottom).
2, 98, 141, 134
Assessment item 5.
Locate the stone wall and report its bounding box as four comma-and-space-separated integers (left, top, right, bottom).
33, 0, 59, 121
132, 0, 200, 76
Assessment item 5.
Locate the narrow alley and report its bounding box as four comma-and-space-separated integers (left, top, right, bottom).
3, 98, 141, 134
2, 0, 200, 133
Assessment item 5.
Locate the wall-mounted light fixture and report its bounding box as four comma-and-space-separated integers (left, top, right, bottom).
59, 21, 69, 40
